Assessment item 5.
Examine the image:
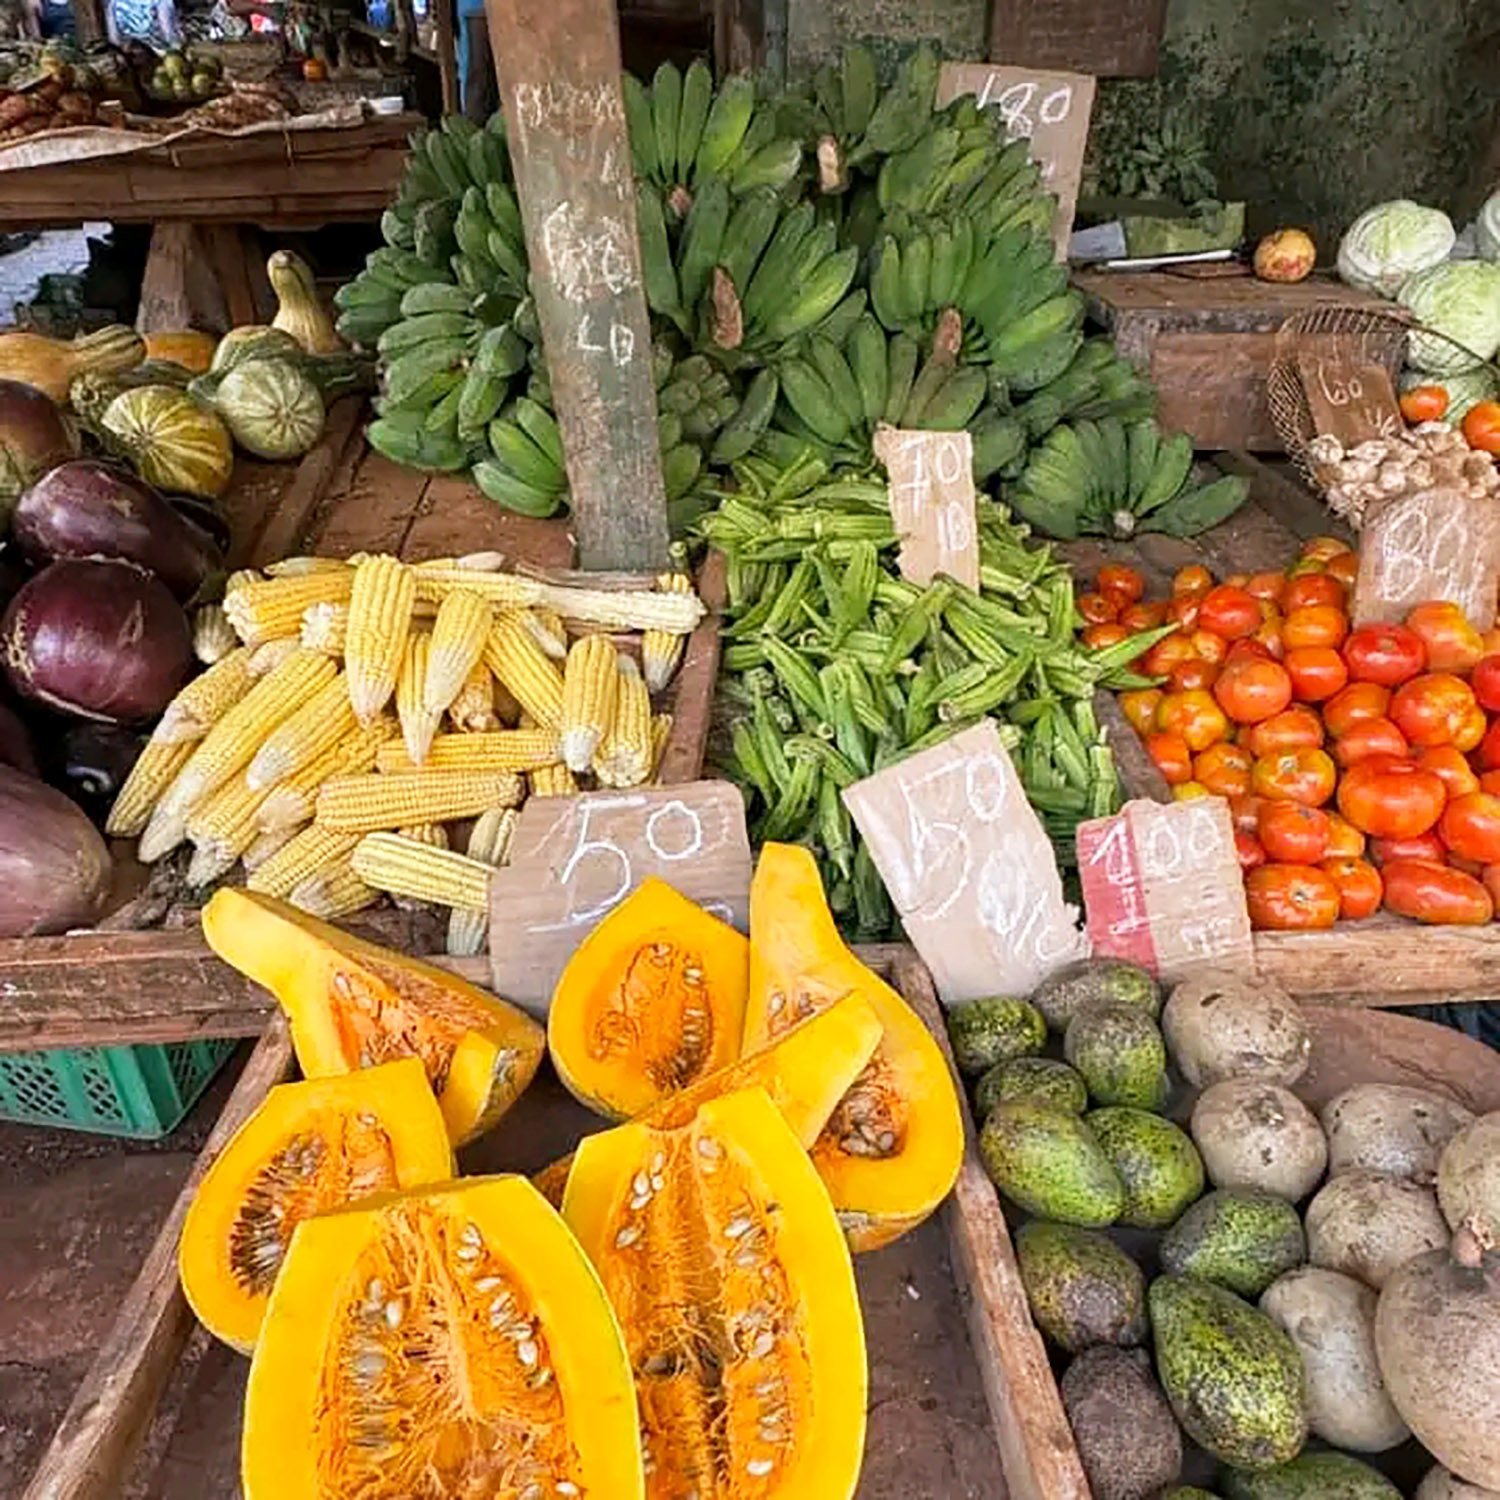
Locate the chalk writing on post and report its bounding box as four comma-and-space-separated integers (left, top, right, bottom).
872, 425, 979, 590
844, 720, 1087, 1005
488, 781, 753, 1014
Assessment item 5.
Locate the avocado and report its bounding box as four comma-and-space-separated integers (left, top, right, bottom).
1149, 1275, 1308, 1469
1015, 1220, 1146, 1352
1160, 1189, 1307, 1297
1031, 957, 1162, 1030
946, 994, 1047, 1076
1066, 1001, 1169, 1109
979, 1101, 1125, 1226
1061, 1344, 1183, 1500
1088, 1107, 1205, 1229
1219, 1452, 1401, 1500
975, 1056, 1089, 1120
1160, 1491, 1224, 1500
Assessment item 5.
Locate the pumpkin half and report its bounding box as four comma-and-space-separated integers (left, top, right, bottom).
548, 877, 749, 1119
244, 1174, 643, 1500
745, 842, 964, 1252
534, 989, 885, 1206
201, 889, 544, 1144
178, 1057, 452, 1352
563, 1087, 867, 1500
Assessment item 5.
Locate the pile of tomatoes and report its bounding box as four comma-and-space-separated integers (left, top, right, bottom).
1079, 540, 1500, 930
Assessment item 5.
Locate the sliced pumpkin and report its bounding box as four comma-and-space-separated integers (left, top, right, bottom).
534, 989, 885, 1206
201, 889, 544, 1144
563, 1087, 867, 1500
745, 842, 964, 1252
548, 877, 749, 1119
244, 1174, 643, 1499
178, 1057, 452, 1352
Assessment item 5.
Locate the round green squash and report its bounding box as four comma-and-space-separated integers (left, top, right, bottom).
215, 357, 325, 461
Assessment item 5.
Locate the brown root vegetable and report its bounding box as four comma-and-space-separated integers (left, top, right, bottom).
1416, 1465, 1500, 1500
1162, 970, 1310, 1088
1437, 1112, 1500, 1245
1323, 1083, 1474, 1184
1060, 1344, 1182, 1500
1190, 1078, 1327, 1201
0, 762, 111, 936
1306, 1169, 1449, 1288
1, 558, 192, 723
0, 378, 77, 522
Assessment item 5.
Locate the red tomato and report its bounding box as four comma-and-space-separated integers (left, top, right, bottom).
1284, 645, 1348, 703
1225, 638, 1276, 665
1143, 633, 1199, 678
1330, 716, 1410, 768
1338, 754, 1448, 838
1483, 629, 1500, 657
1251, 747, 1337, 807
1078, 591, 1121, 625
1484, 865, 1500, 909
1323, 681, 1392, 737
1405, 601, 1484, 674
1082, 622, 1130, 651
1097, 564, 1145, 603
1324, 812, 1366, 857
1173, 564, 1213, 598
1245, 863, 1342, 930
1382, 859, 1494, 924
1320, 856, 1383, 920
1165, 596, 1202, 632
1259, 801, 1330, 863
1479, 720, 1500, 772
1449, 854, 1486, 878
1189, 629, 1229, 665
1225, 572, 1251, 589
1194, 742, 1253, 799
1236, 831, 1268, 872
1301, 536, 1353, 564
1325, 551, 1360, 590
1228, 793, 1266, 834
1213, 657, 1294, 725
1169, 658, 1219, 693
1416, 745, 1481, 800
1282, 603, 1349, 650
1370, 833, 1447, 866
1197, 585, 1262, 641
1389, 672, 1478, 748
1243, 706, 1326, 757
1283, 573, 1345, 611
1245, 571, 1287, 604
1460, 399, 1500, 454
1471, 656, 1500, 713
1343, 623, 1427, 686
1146, 731, 1193, 785
1482, 769, 1500, 796
1453, 702, 1488, 754
1252, 619, 1287, 660
1438, 791, 1500, 864
1118, 688, 1163, 737
1400, 384, 1450, 423
1119, 601, 1167, 631
1155, 689, 1230, 752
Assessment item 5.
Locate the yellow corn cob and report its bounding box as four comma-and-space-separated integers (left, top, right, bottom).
152, 649, 255, 745
484, 612, 564, 731
411, 567, 541, 610
243, 824, 299, 873
138, 800, 190, 863
186, 840, 236, 887
224, 571, 353, 647
529, 762, 579, 798
396, 821, 448, 847
248, 638, 301, 678
314, 768, 523, 831
248, 824, 362, 899
192, 604, 238, 665
395, 633, 441, 766
523, 607, 569, 661
560, 632, 619, 773
593, 655, 652, 789
246, 671, 358, 791
288, 862, 378, 919
415, 551, 507, 573
541, 581, 704, 634
345, 553, 416, 724
154, 650, 337, 824
264, 556, 351, 578
351, 832, 493, 911
186, 771, 269, 851
255, 716, 394, 832
225, 568, 261, 593
446, 807, 518, 955
301, 601, 348, 656
376, 728, 563, 775
447, 660, 498, 732
105, 738, 197, 838
642, 572, 694, 692
423, 588, 494, 721
650, 712, 674, 782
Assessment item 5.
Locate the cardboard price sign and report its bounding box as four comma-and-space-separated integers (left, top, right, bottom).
488, 781, 752, 1013
843, 720, 1087, 1003
1297, 350, 1403, 448
935, 62, 1096, 258
872, 425, 980, 590
1353, 485, 1500, 630
1075, 797, 1253, 983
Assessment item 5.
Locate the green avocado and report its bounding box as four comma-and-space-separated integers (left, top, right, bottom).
1088, 1107, 1206, 1229
974, 1056, 1089, 1120
946, 994, 1047, 1076
1220, 1452, 1401, 1500
1066, 1001, 1169, 1109
1030, 957, 1162, 1030
1149, 1275, 1308, 1470
1014, 1220, 1147, 1352
1160, 1491, 1224, 1500
979, 1101, 1125, 1226
1160, 1189, 1307, 1297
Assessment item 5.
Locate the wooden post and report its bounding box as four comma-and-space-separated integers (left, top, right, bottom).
433, 0, 460, 117
483, 0, 672, 572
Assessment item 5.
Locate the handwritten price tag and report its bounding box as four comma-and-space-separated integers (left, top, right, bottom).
1297, 350, 1402, 448
844, 720, 1087, 1004
488, 781, 752, 1013
1076, 797, 1252, 983
872, 425, 979, 590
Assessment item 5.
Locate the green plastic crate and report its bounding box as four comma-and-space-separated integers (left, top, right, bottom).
0, 1039, 238, 1139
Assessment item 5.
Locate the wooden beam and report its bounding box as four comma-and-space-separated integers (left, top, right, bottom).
714, 0, 765, 74
433, 0, 461, 116
484, 0, 672, 572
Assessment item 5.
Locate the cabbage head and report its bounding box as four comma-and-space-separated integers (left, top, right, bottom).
1477, 193, 1500, 261
1401, 365, 1498, 425
1337, 200, 1455, 296
1398, 261, 1500, 374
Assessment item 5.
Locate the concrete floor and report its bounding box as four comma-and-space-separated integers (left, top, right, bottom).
0, 1054, 1006, 1499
